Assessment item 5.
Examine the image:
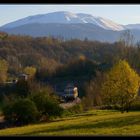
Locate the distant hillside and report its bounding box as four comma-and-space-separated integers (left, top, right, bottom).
0, 23, 122, 42
125, 24, 140, 30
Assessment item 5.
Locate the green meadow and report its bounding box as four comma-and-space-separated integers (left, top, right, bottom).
0, 110, 140, 136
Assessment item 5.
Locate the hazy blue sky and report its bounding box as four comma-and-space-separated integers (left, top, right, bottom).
0, 4, 140, 26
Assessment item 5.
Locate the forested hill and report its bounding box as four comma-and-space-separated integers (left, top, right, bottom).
0, 31, 140, 77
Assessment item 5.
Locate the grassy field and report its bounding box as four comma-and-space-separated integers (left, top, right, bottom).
0, 109, 140, 136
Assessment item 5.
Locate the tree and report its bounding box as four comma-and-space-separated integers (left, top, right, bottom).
15, 80, 31, 97
3, 98, 39, 125
119, 30, 135, 47
82, 72, 104, 110
101, 60, 140, 113
0, 59, 8, 83
23, 66, 36, 79
0, 32, 8, 41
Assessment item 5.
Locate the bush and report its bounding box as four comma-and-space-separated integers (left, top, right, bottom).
3, 98, 39, 125
44, 98, 64, 118
130, 97, 140, 110
101, 96, 140, 111
65, 103, 84, 115
60, 103, 84, 117
81, 72, 104, 111
30, 92, 64, 120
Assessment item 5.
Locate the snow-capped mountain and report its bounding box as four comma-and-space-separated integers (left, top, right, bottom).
2, 11, 140, 43
1, 11, 125, 31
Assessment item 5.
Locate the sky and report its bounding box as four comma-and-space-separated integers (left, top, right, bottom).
0, 4, 140, 26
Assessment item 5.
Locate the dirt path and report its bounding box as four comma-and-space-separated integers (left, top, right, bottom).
59, 97, 81, 109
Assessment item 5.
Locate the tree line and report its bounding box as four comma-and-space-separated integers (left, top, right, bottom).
0, 31, 140, 77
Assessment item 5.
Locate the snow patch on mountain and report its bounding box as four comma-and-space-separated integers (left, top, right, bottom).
66, 16, 71, 21
96, 17, 125, 31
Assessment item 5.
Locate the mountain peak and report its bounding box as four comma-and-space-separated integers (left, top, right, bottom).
1, 11, 124, 31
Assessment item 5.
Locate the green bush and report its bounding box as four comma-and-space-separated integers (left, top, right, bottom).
3, 98, 39, 125
44, 98, 64, 118
100, 97, 140, 111
130, 97, 140, 110
66, 103, 84, 115
61, 104, 84, 118
30, 92, 64, 120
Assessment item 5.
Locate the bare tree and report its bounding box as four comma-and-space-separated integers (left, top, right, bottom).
119, 30, 135, 47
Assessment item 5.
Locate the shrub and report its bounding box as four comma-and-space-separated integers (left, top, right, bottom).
30, 92, 63, 120
66, 103, 84, 115
81, 72, 104, 111
3, 98, 39, 125
130, 96, 140, 110
44, 98, 64, 118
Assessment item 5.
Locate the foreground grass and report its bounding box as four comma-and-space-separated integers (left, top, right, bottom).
0, 110, 140, 136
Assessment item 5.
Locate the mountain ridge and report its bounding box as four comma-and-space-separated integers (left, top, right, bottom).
1, 11, 140, 43
1, 11, 125, 31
